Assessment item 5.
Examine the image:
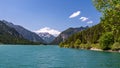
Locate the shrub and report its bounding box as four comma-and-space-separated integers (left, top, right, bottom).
111, 42, 120, 51
91, 44, 101, 49
74, 39, 81, 48
59, 42, 64, 47
118, 37, 120, 43
99, 32, 114, 50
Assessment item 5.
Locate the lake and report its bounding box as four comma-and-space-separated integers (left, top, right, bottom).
0, 45, 120, 68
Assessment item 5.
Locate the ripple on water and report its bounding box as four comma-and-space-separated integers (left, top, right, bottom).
0, 45, 120, 68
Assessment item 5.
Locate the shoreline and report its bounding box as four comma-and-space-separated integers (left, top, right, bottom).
90, 48, 120, 53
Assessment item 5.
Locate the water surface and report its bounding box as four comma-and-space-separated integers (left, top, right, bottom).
0, 45, 120, 68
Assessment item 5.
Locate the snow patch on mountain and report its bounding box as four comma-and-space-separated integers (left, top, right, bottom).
37, 32, 55, 43
34, 27, 61, 37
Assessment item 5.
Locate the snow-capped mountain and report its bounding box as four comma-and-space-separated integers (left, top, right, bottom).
37, 32, 55, 43
34, 27, 61, 37
34, 27, 61, 43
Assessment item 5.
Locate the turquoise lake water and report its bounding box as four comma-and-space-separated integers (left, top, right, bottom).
0, 45, 120, 68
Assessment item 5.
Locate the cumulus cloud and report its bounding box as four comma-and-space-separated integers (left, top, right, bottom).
87, 21, 93, 24
69, 11, 81, 18
80, 17, 88, 22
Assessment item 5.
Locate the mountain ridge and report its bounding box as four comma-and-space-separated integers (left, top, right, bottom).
0, 20, 37, 44
2, 20, 45, 43
51, 26, 89, 44
36, 32, 55, 43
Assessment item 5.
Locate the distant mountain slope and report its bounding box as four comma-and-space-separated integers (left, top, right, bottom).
51, 26, 88, 44
0, 21, 34, 44
2, 20, 45, 43
36, 32, 55, 43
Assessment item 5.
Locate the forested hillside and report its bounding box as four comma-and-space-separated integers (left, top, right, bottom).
0, 21, 42, 45
3, 20, 45, 43
51, 26, 88, 44
60, 0, 120, 51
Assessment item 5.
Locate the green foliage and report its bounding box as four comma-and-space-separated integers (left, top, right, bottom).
78, 44, 91, 49
52, 26, 88, 44
99, 32, 114, 50
118, 37, 120, 43
93, 0, 120, 41
92, 0, 120, 12
59, 23, 104, 48
59, 42, 64, 47
91, 44, 101, 49
59, 0, 120, 51
111, 42, 120, 51
74, 39, 81, 48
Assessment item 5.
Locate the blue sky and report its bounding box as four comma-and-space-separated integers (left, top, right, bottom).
0, 0, 101, 31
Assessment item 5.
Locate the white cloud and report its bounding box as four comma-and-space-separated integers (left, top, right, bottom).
79, 17, 93, 24
69, 11, 81, 18
80, 17, 88, 22
87, 21, 93, 24
34, 27, 61, 37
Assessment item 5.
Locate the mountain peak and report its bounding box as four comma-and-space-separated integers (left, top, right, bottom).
34, 27, 61, 37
